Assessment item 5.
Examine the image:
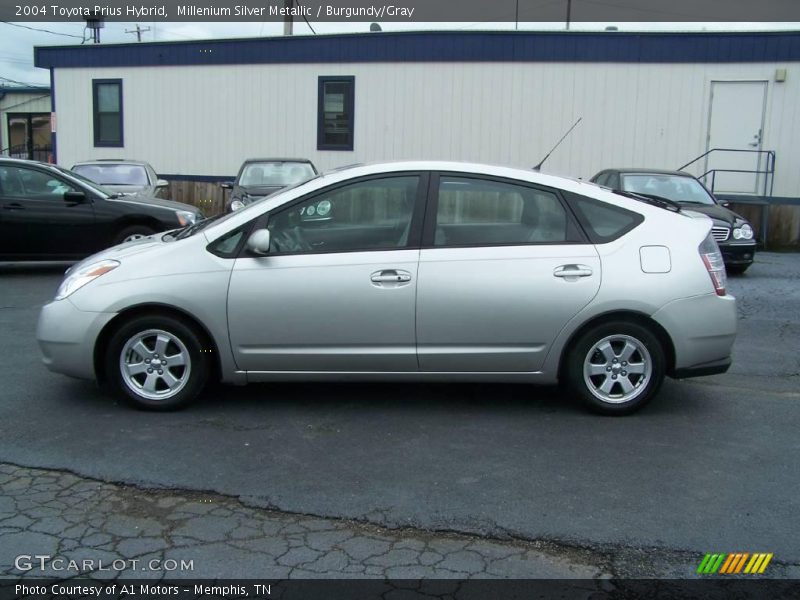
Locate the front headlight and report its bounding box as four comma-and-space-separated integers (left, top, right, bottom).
733, 223, 754, 240
176, 210, 197, 226
230, 200, 245, 211
55, 259, 120, 300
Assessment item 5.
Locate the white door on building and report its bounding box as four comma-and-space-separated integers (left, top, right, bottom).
706, 81, 768, 194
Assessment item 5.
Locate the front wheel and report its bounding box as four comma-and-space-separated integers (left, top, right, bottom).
114, 225, 156, 245
564, 321, 666, 415
105, 315, 210, 410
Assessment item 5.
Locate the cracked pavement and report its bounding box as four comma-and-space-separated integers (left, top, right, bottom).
1, 253, 799, 579
1, 463, 607, 579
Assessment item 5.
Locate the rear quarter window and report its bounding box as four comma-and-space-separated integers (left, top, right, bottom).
564, 191, 643, 243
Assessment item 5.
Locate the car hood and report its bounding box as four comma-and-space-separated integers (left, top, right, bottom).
67, 233, 171, 274
238, 185, 284, 197
676, 202, 740, 225
111, 193, 199, 213
100, 184, 150, 195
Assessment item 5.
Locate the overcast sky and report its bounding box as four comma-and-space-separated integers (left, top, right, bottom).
2, 21, 798, 87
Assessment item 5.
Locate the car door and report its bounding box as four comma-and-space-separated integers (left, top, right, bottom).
227, 173, 426, 373
416, 173, 601, 372
0, 164, 95, 258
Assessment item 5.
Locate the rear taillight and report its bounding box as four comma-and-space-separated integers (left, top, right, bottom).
699, 233, 727, 296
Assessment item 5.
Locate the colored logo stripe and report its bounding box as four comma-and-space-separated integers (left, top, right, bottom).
698, 553, 773, 575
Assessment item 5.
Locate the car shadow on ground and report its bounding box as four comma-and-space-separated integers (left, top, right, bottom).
55, 376, 709, 419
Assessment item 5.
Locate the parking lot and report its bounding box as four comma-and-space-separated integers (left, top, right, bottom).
1, 252, 799, 578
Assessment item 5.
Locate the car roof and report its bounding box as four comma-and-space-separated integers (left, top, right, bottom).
72, 160, 151, 167
242, 158, 314, 164
601, 168, 695, 177
0, 157, 51, 167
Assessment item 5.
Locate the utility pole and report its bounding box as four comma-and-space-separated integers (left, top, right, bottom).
566, 0, 572, 31
125, 24, 151, 42
283, 0, 293, 35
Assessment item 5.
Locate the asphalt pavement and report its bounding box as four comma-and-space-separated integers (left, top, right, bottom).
0, 253, 798, 578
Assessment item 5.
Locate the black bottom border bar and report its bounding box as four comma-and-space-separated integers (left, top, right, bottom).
2, 579, 800, 600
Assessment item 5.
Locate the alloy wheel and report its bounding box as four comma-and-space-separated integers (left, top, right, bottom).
583, 334, 652, 404
119, 329, 191, 401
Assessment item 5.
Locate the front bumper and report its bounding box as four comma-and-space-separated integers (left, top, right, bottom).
720, 241, 756, 266
36, 299, 117, 381
651, 293, 737, 377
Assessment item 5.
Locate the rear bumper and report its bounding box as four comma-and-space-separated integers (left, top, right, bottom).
720, 241, 756, 266
36, 299, 116, 381
672, 356, 731, 379
652, 293, 737, 375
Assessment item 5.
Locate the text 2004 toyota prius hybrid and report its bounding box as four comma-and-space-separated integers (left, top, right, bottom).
37, 161, 737, 414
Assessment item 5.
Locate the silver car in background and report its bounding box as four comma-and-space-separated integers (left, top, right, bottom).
37, 161, 737, 414
71, 159, 170, 198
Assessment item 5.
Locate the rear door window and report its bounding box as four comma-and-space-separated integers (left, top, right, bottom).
431, 176, 580, 247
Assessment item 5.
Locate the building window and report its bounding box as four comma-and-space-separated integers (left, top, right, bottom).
92, 79, 123, 147
5, 113, 52, 161
317, 76, 354, 151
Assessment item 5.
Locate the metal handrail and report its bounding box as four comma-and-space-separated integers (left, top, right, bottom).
678, 148, 776, 197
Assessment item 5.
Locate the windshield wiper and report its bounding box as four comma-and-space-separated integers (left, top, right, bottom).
612, 190, 681, 212
174, 214, 218, 240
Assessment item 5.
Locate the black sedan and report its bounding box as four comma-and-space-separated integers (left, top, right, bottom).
221, 158, 317, 213
590, 168, 756, 273
0, 158, 203, 261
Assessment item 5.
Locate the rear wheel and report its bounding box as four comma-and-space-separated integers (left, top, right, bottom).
565, 321, 665, 415
105, 315, 209, 410
114, 225, 156, 244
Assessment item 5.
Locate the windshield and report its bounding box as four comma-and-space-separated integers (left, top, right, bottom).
52, 166, 115, 198
238, 162, 315, 187
621, 174, 716, 205
73, 164, 149, 186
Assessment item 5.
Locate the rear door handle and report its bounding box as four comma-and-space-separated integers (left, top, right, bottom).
3, 203, 24, 211
554, 265, 593, 279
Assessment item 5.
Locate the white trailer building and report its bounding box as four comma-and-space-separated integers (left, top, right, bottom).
35, 30, 800, 242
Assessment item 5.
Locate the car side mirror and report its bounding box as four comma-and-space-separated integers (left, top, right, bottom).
156, 179, 169, 188
220, 182, 233, 190
64, 191, 87, 203
246, 229, 271, 255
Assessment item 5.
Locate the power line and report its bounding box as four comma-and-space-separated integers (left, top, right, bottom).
1, 21, 84, 39
0, 94, 50, 111
0, 75, 48, 87
301, 14, 316, 34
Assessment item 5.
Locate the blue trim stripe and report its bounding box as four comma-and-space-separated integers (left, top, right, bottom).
34, 31, 800, 69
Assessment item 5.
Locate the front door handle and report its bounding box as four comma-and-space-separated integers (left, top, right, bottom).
554, 264, 593, 279
3, 203, 24, 211
371, 270, 411, 283
371, 269, 412, 287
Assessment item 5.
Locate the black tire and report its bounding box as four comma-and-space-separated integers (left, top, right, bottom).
726, 264, 750, 275
114, 225, 156, 245
105, 314, 210, 411
564, 321, 666, 415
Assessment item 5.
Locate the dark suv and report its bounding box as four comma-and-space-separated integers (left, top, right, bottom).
591, 169, 756, 273
221, 158, 317, 213
0, 158, 202, 260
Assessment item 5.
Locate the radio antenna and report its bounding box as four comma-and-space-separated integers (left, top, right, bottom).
533, 117, 582, 171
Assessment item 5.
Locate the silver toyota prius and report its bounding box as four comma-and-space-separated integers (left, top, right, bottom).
37, 161, 737, 414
